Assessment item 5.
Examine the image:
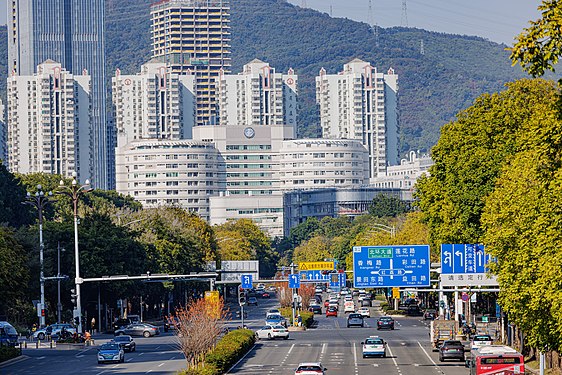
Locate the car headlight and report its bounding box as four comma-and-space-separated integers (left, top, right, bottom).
113, 355, 120, 359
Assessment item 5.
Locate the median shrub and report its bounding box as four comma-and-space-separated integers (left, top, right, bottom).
180, 328, 255, 375
279, 308, 314, 327
0, 345, 21, 363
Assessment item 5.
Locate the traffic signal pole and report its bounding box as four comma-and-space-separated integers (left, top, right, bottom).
291, 263, 296, 327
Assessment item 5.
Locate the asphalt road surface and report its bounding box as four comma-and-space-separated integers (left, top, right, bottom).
229, 299, 469, 375
1, 330, 186, 375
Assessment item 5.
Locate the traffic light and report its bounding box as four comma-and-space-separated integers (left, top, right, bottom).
238, 288, 246, 306
70, 288, 77, 305
41, 308, 45, 317
74, 316, 79, 326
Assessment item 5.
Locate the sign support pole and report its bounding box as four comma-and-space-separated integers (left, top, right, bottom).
291, 263, 296, 327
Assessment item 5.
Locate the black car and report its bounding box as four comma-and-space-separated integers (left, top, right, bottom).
377, 316, 395, 330
308, 305, 323, 314
113, 335, 136, 352
247, 297, 258, 306
406, 305, 423, 317
439, 340, 465, 362
347, 313, 365, 328
113, 318, 133, 332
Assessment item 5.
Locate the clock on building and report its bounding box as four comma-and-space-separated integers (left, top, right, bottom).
244, 127, 255, 138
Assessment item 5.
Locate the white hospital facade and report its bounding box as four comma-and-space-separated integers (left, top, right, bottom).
113, 58, 419, 236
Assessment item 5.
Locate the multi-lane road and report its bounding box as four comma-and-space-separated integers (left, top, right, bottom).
230, 298, 468, 375
1, 295, 469, 375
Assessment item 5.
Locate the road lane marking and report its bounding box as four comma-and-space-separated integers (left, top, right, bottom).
95, 371, 107, 375
37, 356, 45, 360
155, 346, 161, 349
76, 355, 84, 358
158, 362, 165, 367
138, 352, 144, 356
353, 342, 358, 374
417, 341, 445, 375
387, 345, 401, 374
126, 358, 133, 362
287, 344, 295, 355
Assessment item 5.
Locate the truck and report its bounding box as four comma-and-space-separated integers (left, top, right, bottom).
430, 320, 458, 351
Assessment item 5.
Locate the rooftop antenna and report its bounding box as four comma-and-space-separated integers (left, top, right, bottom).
401, 0, 408, 27
302, 0, 307, 7
330, 5, 333, 17
420, 39, 425, 55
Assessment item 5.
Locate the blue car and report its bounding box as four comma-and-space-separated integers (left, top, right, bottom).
97, 343, 124, 364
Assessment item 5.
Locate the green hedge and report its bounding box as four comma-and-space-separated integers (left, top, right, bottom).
0, 346, 21, 363
179, 328, 255, 375
278, 308, 314, 328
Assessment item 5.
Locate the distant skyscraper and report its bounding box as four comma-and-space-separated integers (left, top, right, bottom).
217, 59, 298, 129
151, 0, 231, 127
0, 99, 5, 164
112, 61, 197, 149
316, 59, 398, 178
8, 0, 110, 189
7, 61, 92, 181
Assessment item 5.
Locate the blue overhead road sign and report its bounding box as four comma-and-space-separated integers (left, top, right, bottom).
240, 274, 253, 289
441, 244, 490, 274
300, 270, 329, 282
288, 274, 301, 289
353, 245, 430, 288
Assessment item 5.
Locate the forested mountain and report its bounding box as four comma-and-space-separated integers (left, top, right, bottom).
0, 0, 529, 154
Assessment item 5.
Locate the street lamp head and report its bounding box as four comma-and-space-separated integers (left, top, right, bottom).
59, 180, 64, 187
37, 184, 42, 190
85, 179, 90, 186
26, 192, 31, 198
71, 171, 77, 178
72, 179, 77, 186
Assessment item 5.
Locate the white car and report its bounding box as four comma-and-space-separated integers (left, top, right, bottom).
344, 301, 355, 313
344, 295, 353, 301
255, 325, 289, 340
357, 307, 371, 318
294, 362, 326, 375
362, 336, 387, 358
471, 334, 493, 350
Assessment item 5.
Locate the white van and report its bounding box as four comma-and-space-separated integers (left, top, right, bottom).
344, 301, 355, 313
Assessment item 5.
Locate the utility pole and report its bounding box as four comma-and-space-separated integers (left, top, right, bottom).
57, 243, 64, 323
24, 185, 52, 328
401, 0, 408, 27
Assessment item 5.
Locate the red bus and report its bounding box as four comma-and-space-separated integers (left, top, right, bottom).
467, 345, 524, 375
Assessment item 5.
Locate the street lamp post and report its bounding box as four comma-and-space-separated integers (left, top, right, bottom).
24, 185, 52, 328
57, 172, 92, 333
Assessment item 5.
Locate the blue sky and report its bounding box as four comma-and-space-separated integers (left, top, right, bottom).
0, 0, 541, 46
287, 0, 542, 46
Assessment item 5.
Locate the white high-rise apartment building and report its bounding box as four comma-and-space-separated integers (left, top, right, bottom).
316, 59, 398, 178
7, 60, 92, 181
151, 0, 231, 127
9, 0, 110, 188
112, 61, 197, 148
217, 59, 297, 129
0, 99, 5, 163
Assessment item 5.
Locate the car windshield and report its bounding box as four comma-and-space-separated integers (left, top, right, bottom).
365, 338, 383, 345
349, 314, 362, 319
267, 315, 282, 320
272, 325, 285, 329
474, 335, 491, 341
101, 344, 119, 350
379, 317, 392, 321
114, 336, 130, 342
297, 366, 323, 371
444, 341, 462, 346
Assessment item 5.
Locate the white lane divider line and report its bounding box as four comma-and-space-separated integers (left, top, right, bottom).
353, 342, 358, 374
417, 341, 445, 375
126, 358, 133, 362
387, 345, 401, 374
158, 362, 165, 367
